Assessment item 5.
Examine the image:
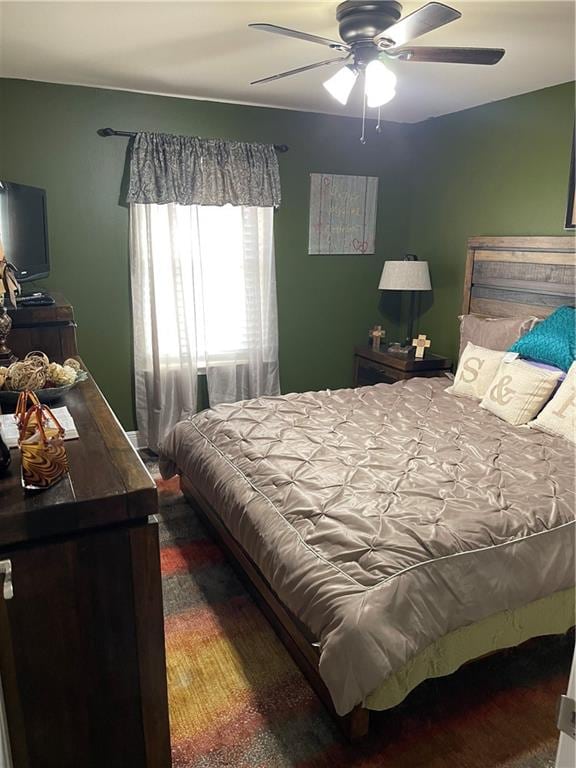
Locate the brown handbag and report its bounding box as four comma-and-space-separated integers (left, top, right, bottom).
17, 390, 69, 490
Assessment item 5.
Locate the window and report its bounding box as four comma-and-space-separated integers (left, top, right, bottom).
133, 202, 276, 369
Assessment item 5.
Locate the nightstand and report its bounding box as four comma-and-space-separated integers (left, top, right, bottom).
353, 346, 452, 387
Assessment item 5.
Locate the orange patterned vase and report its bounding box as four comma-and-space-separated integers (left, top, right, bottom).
17, 392, 69, 490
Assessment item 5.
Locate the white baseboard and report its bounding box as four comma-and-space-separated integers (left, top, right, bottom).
126, 430, 147, 450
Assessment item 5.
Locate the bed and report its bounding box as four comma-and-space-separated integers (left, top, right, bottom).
159, 236, 576, 740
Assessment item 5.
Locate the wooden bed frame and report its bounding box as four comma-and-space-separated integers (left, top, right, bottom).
463, 236, 575, 318
182, 235, 575, 742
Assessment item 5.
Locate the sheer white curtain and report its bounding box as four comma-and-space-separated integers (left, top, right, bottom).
130, 202, 280, 450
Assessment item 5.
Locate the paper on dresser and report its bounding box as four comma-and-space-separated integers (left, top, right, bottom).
0, 407, 79, 449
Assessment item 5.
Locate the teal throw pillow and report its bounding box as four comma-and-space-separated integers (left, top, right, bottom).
508, 305, 575, 372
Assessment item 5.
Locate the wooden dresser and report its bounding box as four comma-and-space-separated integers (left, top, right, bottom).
6, 292, 78, 363
0, 312, 171, 767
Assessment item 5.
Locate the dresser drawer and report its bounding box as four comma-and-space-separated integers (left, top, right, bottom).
355, 358, 401, 386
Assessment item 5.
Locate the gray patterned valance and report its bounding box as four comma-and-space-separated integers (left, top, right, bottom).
126, 132, 281, 207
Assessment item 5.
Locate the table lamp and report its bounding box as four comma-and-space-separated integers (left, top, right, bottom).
378, 255, 431, 346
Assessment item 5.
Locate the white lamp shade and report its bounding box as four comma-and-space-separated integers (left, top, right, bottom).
323, 66, 358, 106
378, 260, 431, 291
365, 60, 397, 108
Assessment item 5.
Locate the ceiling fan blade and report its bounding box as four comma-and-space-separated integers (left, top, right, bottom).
249, 23, 349, 52
250, 56, 349, 85
374, 2, 461, 48
392, 46, 505, 64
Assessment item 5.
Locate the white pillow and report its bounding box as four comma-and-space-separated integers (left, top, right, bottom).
480, 359, 562, 426
445, 343, 506, 400
529, 362, 576, 443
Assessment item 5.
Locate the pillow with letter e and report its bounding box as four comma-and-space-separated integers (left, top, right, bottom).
445, 343, 506, 400
529, 362, 576, 443
480, 359, 562, 426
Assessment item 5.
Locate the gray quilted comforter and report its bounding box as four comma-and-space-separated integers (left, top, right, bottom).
159, 377, 575, 715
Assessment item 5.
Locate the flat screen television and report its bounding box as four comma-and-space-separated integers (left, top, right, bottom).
0, 180, 50, 282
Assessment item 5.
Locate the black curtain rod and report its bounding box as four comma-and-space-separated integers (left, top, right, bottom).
97, 127, 289, 153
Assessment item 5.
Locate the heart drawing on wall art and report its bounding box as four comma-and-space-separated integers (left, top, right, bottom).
352, 239, 369, 253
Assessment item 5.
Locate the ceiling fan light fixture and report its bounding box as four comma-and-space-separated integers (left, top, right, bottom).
322, 64, 358, 105
364, 59, 397, 108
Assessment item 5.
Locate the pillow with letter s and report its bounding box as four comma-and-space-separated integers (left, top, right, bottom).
445, 343, 506, 400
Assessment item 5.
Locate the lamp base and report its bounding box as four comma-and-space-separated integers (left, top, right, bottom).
0, 307, 17, 367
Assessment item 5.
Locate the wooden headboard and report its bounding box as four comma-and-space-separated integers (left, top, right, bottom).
462, 236, 576, 319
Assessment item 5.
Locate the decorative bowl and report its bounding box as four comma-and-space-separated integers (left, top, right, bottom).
0, 370, 88, 405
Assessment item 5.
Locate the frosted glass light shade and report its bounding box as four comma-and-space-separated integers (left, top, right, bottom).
379, 260, 431, 291
323, 66, 358, 105
365, 60, 397, 108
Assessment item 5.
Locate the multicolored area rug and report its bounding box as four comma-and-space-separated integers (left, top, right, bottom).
154, 466, 570, 768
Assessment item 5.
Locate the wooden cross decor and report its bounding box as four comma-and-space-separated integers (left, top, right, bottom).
412, 334, 431, 359
369, 325, 385, 351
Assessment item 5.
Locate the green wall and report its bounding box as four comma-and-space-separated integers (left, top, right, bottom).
406, 81, 575, 362
0, 78, 574, 430
0, 79, 411, 429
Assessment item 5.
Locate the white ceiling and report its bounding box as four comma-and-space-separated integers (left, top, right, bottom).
0, 0, 574, 123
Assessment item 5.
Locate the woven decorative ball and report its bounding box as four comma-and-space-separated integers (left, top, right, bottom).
24, 351, 50, 370
6, 360, 47, 391
63, 358, 81, 372
0, 367, 8, 389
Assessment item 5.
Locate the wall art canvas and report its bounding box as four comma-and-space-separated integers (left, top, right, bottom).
308, 173, 378, 254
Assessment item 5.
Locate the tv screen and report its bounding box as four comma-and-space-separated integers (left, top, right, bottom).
0, 180, 50, 282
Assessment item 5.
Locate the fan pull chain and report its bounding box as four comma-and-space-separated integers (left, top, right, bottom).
376, 105, 382, 134
360, 85, 367, 144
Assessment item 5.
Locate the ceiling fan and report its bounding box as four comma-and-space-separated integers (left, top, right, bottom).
249, 1, 505, 139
